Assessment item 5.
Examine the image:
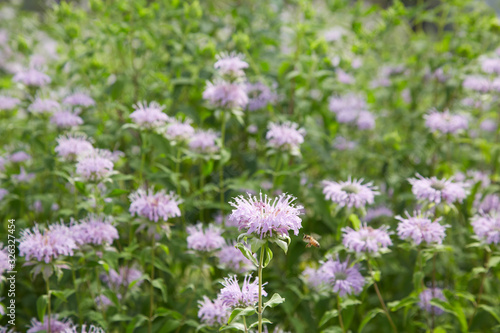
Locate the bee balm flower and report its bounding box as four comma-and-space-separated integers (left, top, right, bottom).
320, 258, 365, 296
198, 296, 230, 327
187, 223, 225, 252
218, 274, 267, 308
418, 288, 446, 315
342, 224, 392, 254
266, 121, 306, 154
130, 101, 168, 129
322, 177, 379, 208
471, 213, 500, 245
129, 187, 181, 222
396, 211, 448, 245
408, 174, 468, 205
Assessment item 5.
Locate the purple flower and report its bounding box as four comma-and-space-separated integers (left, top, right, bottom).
333, 136, 357, 151
12, 167, 35, 183
491, 77, 500, 92
129, 187, 181, 222
76, 149, 114, 182
189, 129, 219, 153
418, 288, 446, 315
13, 68, 51, 87
471, 213, 500, 245
19, 223, 77, 264
462, 75, 490, 93
0, 189, 8, 201
28, 98, 60, 114
130, 101, 168, 129
55, 133, 94, 161
323, 27, 345, 41
356, 111, 375, 130
342, 224, 392, 253
163, 118, 195, 142
187, 223, 225, 252
481, 58, 500, 74
424, 109, 468, 134
408, 174, 468, 205
364, 206, 393, 222
302, 266, 327, 291
336, 68, 355, 84
396, 211, 448, 245
27, 315, 73, 333
214, 53, 248, 78
322, 177, 379, 208
203, 80, 248, 109
70, 215, 119, 246
320, 258, 365, 296
476, 193, 500, 214
198, 296, 230, 327
95, 295, 114, 309
0, 244, 9, 275
214, 211, 239, 228
328, 93, 366, 117
63, 92, 95, 107
218, 274, 267, 308
102, 266, 144, 290
217, 241, 255, 273
0, 95, 20, 110
245, 82, 276, 111
480, 119, 497, 132
50, 110, 84, 128
266, 121, 306, 154
228, 192, 303, 238
9, 151, 30, 163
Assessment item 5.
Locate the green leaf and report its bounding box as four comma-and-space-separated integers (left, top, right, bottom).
107, 188, 129, 197
387, 296, 418, 311
263, 293, 285, 310
262, 244, 273, 268
74, 181, 87, 195
358, 308, 384, 332
247, 318, 272, 329
37, 295, 48, 322
319, 309, 338, 327
487, 256, 500, 268
348, 214, 361, 230
479, 305, 500, 323
227, 306, 256, 324
236, 243, 258, 267
152, 279, 168, 302
219, 323, 246, 331
249, 237, 266, 253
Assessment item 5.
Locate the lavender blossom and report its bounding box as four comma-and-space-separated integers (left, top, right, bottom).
0, 245, 9, 275
228, 192, 303, 238
188, 129, 219, 153
408, 174, 468, 205
396, 211, 448, 245
342, 224, 392, 253
198, 296, 230, 327
266, 121, 306, 154
217, 241, 254, 273
322, 177, 379, 208
129, 187, 181, 222
63, 92, 95, 107
187, 223, 225, 252
75, 149, 114, 182
418, 288, 446, 315
9, 151, 30, 163
0, 96, 20, 110
130, 101, 168, 129
245, 82, 276, 111
364, 206, 393, 222
27, 315, 73, 333
50, 110, 84, 128
28, 98, 60, 114
203, 80, 248, 109
102, 266, 144, 290
481, 58, 500, 74
70, 215, 119, 246
162, 117, 195, 142
320, 258, 365, 296
12, 167, 35, 183
476, 194, 500, 214
480, 119, 497, 132
218, 274, 267, 308
13, 68, 51, 87
333, 136, 357, 151
462, 75, 490, 93
55, 133, 94, 161
356, 111, 375, 130
214, 53, 248, 78
336, 69, 355, 84
471, 213, 500, 245
0, 189, 8, 201
424, 109, 468, 134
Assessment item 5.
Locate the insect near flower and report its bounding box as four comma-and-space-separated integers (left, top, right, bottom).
303, 234, 320, 248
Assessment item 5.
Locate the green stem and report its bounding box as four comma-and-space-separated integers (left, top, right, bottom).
468, 251, 490, 329
258, 246, 265, 333
149, 236, 156, 333
220, 111, 227, 226
95, 266, 106, 322
337, 294, 345, 333
243, 316, 248, 333
367, 260, 397, 333
200, 160, 205, 222
140, 132, 147, 185
72, 268, 83, 327
46, 277, 51, 333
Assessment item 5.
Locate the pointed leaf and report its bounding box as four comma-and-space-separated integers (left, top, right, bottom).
236, 243, 258, 267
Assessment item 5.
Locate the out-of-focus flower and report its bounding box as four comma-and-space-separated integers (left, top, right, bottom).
322, 177, 379, 208
266, 121, 306, 154
70, 215, 118, 246
214, 53, 248, 78
102, 266, 144, 290
130, 101, 168, 129
12, 167, 35, 183
76, 149, 114, 182
342, 224, 392, 253
320, 258, 365, 296
480, 119, 497, 132
328, 93, 374, 129
481, 57, 500, 74
333, 136, 357, 151
217, 241, 254, 273
323, 27, 345, 42
302, 266, 327, 291
129, 187, 182, 222
0, 189, 8, 201
203, 80, 248, 109
218, 274, 267, 308
245, 82, 276, 111
187, 223, 225, 252
28, 98, 60, 114
424, 109, 468, 134
27, 315, 73, 333
418, 288, 446, 315
0, 244, 9, 275
13, 68, 51, 87
63, 92, 95, 107
19, 223, 77, 264
471, 213, 500, 245
356, 111, 375, 130
476, 193, 500, 214
336, 69, 355, 84
162, 117, 195, 142
198, 296, 229, 327
408, 174, 468, 205
462, 75, 490, 93
0, 96, 20, 110
396, 211, 448, 245
364, 206, 393, 222
228, 192, 303, 239
189, 129, 219, 154
55, 133, 94, 161
50, 110, 84, 128
9, 151, 30, 163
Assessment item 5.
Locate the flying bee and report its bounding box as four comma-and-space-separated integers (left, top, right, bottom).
303, 234, 320, 248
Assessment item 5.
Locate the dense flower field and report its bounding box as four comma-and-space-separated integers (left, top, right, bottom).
1, 0, 500, 332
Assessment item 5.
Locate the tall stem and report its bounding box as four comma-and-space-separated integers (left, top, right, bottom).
149, 236, 156, 333
258, 246, 265, 333
46, 277, 51, 333
139, 132, 147, 185
337, 294, 345, 333
243, 316, 248, 333
431, 253, 437, 332
468, 251, 490, 329
72, 268, 83, 327
367, 260, 397, 333
220, 111, 227, 226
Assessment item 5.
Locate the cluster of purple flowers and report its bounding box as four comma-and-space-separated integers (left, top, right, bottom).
418, 288, 446, 315
364, 206, 393, 222
13, 67, 51, 87
70, 215, 119, 246
332, 136, 357, 151
471, 213, 500, 245
424, 109, 468, 134
188, 129, 219, 154
218, 274, 266, 308
130, 101, 168, 129
28, 97, 60, 114
102, 266, 144, 290
75, 149, 115, 182
322, 177, 379, 208
197, 297, 229, 327
245, 82, 277, 111
408, 174, 468, 205
343, 224, 392, 254
0, 95, 20, 110
396, 211, 448, 245
266, 121, 306, 154
0, 244, 9, 275
186, 223, 225, 252
55, 133, 94, 161
217, 241, 255, 273
328, 93, 375, 130
162, 117, 195, 142
129, 187, 182, 223
50, 110, 84, 128
27, 315, 72, 333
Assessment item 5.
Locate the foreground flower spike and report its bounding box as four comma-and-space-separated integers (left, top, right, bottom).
266, 121, 306, 154
0, 95, 20, 110
214, 52, 249, 78
198, 296, 230, 327
217, 241, 255, 273
129, 187, 181, 222
27, 315, 73, 333
63, 92, 95, 107
408, 174, 468, 205
245, 82, 277, 111
203, 80, 249, 109
418, 288, 446, 315
228, 192, 304, 238
50, 110, 84, 128
187, 223, 225, 252
130, 101, 168, 129
102, 266, 144, 290
320, 258, 365, 296
343, 224, 392, 254
424, 109, 468, 134
471, 213, 500, 245
19, 223, 77, 264
55, 133, 94, 161
76, 149, 114, 182
396, 211, 449, 245
70, 215, 119, 246
13, 67, 51, 87
188, 129, 220, 154
28, 97, 60, 114
218, 274, 267, 308
322, 177, 379, 208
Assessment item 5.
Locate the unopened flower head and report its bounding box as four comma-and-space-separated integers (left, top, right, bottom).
55, 133, 94, 161
245, 82, 276, 111
320, 258, 365, 296
322, 177, 379, 208
13, 68, 51, 87
76, 149, 114, 182
214, 52, 248, 78
70, 215, 119, 246
129, 187, 181, 222
217, 241, 254, 273
187, 223, 225, 252
27, 315, 73, 333
408, 174, 468, 205
163, 117, 195, 142
424, 109, 468, 134
203, 80, 248, 109
471, 213, 500, 245
0, 95, 20, 110
28, 98, 60, 114
19, 223, 77, 264
396, 211, 448, 245
228, 192, 303, 238
342, 224, 392, 253
63, 92, 95, 107
130, 101, 168, 129
418, 288, 446, 315
266, 121, 306, 153
198, 296, 230, 327
189, 129, 219, 154
218, 274, 267, 308
50, 110, 84, 128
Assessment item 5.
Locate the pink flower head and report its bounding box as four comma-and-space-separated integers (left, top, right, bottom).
55, 133, 94, 161
13, 68, 51, 87
28, 98, 60, 114
130, 101, 168, 129
322, 177, 379, 208
76, 149, 114, 182
129, 187, 182, 222
218, 274, 267, 308
408, 174, 468, 205
70, 215, 119, 246
214, 53, 248, 78
471, 213, 500, 245
198, 296, 230, 327
187, 223, 225, 252
50, 110, 83, 128
342, 224, 392, 253
396, 211, 449, 245
63, 92, 95, 107
266, 121, 306, 153
203, 80, 248, 109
